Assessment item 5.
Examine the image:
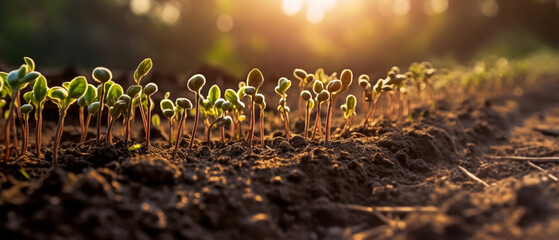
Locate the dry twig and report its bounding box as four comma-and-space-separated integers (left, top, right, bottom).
457, 166, 490, 187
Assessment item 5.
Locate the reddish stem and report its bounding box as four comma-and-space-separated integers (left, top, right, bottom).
188, 93, 200, 152
96, 83, 105, 145
173, 110, 187, 158
53, 111, 66, 167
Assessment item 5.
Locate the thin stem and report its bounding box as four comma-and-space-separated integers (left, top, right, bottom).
16, 93, 25, 152
124, 112, 130, 145
221, 125, 225, 143
2, 92, 17, 162
106, 118, 116, 144
206, 119, 219, 147
304, 101, 310, 139
260, 108, 265, 148
146, 98, 152, 152
246, 98, 255, 146
283, 111, 291, 139
361, 95, 381, 127
106, 113, 112, 143
325, 97, 334, 142
173, 110, 187, 158
96, 83, 105, 145
188, 93, 200, 152
168, 118, 173, 145
20, 116, 28, 156
79, 106, 84, 139
81, 113, 91, 143
36, 107, 43, 157
12, 112, 17, 151
311, 103, 321, 141
339, 115, 353, 137
298, 93, 303, 119
53, 110, 66, 167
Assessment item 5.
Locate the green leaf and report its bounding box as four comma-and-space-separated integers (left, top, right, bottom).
0, 72, 6, 92
151, 114, 161, 127
88, 102, 100, 115
162, 109, 175, 118
221, 101, 232, 111
23, 57, 35, 72
339, 69, 353, 93
276, 77, 291, 95
106, 83, 124, 106
23, 91, 33, 104
187, 74, 206, 93
247, 68, 264, 89
300, 90, 311, 101
293, 68, 307, 81
48, 87, 68, 107
176, 98, 193, 110
67, 76, 87, 99
317, 90, 329, 103
33, 75, 48, 103
134, 58, 153, 84
126, 85, 142, 98
254, 94, 266, 109
128, 144, 143, 151
92, 67, 112, 83
160, 99, 174, 111
20, 104, 33, 114
208, 84, 220, 104
82, 84, 97, 105
224, 89, 238, 103
326, 80, 342, 93
244, 86, 256, 96
313, 80, 324, 94
214, 98, 225, 109
143, 83, 158, 96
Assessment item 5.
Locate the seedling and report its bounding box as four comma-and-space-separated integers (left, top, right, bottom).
358, 74, 372, 118
106, 95, 129, 144
339, 94, 357, 136
19, 104, 33, 155
48, 76, 87, 166
275, 77, 292, 138
245, 68, 264, 147
300, 90, 314, 139
152, 114, 161, 128
172, 98, 193, 158
2, 62, 40, 161
77, 84, 96, 142
293, 69, 314, 118
254, 93, 266, 147
385, 66, 408, 120
311, 82, 329, 140
187, 74, 206, 152
325, 69, 352, 142
105, 83, 124, 143
200, 85, 221, 143
23, 75, 48, 156
361, 77, 393, 127
206, 115, 232, 147
133, 58, 153, 146
143, 83, 158, 150
92, 67, 113, 144
160, 93, 176, 144
124, 85, 142, 143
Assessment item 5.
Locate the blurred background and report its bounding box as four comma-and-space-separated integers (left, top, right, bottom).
1, 0, 559, 78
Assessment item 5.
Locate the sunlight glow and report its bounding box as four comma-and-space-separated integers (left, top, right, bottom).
130, 0, 152, 15
306, 7, 324, 24
424, 0, 449, 15
480, 0, 499, 17
217, 14, 234, 33
282, 0, 303, 16
160, 1, 181, 25
392, 0, 410, 16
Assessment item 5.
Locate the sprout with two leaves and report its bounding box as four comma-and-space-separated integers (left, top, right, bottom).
384, 67, 408, 120
311, 81, 330, 140
254, 94, 267, 147
187, 74, 206, 152
200, 85, 220, 143
133, 59, 153, 146
293, 69, 314, 118
206, 108, 232, 148
172, 98, 193, 158
160, 93, 177, 144
244, 68, 264, 147
300, 90, 314, 139
105, 83, 124, 143
123, 85, 142, 144
48, 76, 87, 166
339, 95, 357, 137
143, 83, 158, 150
77, 84, 96, 142
23, 75, 48, 157
19, 104, 33, 155
224, 87, 246, 140
360, 77, 393, 127
325, 69, 352, 142
106, 94, 130, 144
92, 67, 113, 145
275, 77, 292, 139
1, 59, 40, 161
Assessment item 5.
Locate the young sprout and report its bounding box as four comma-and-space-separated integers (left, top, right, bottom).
19, 104, 33, 155
245, 68, 264, 147
133, 59, 153, 145
213, 98, 226, 143
2, 63, 40, 161
361, 78, 393, 127
48, 76, 87, 166
224, 89, 245, 140
24, 75, 48, 157
172, 98, 193, 158
160, 93, 176, 144
358, 74, 372, 117
339, 95, 357, 137
124, 85, 142, 143
105, 83, 124, 143
187, 74, 206, 152
206, 116, 232, 147
293, 69, 314, 118
311, 81, 329, 140
385, 67, 408, 120
77, 84, 96, 142
106, 95, 129, 144
200, 85, 221, 143
92, 67, 113, 145
323, 69, 352, 142
143, 83, 158, 151
300, 90, 314, 139
254, 94, 266, 147
275, 77, 292, 139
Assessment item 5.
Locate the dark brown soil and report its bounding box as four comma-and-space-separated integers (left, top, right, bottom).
2, 76, 559, 239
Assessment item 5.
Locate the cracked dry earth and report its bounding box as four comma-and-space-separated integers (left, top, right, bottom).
1, 80, 559, 239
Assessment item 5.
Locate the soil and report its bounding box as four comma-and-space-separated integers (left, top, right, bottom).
2, 73, 559, 239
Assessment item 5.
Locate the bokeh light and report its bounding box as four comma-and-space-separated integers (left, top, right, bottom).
130, 0, 152, 15
480, 0, 499, 17
217, 14, 234, 33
